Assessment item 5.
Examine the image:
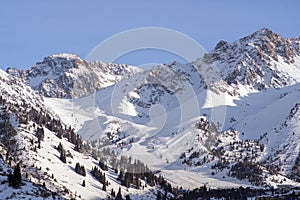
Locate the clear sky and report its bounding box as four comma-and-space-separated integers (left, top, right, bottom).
0, 0, 299, 69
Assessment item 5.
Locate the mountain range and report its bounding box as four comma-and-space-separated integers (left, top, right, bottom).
1, 27, 300, 199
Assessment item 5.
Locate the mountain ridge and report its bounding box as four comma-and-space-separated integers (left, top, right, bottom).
2, 27, 300, 199
7, 53, 142, 98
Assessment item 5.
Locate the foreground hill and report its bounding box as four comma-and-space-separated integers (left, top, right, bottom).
0, 69, 164, 199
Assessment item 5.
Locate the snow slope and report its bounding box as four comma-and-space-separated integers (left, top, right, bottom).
0, 69, 159, 199
0, 157, 55, 200
41, 28, 300, 189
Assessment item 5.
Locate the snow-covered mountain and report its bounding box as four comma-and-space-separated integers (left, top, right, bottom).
44, 28, 300, 187
211, 27, 300, 89
7, 53, 142, 98
0, 69, 165, 199
2, 28, 300, 199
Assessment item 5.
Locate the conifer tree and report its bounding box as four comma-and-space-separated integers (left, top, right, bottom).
156, 192, 162, 200
102, 182, 106, 191
125, 195, 131, 200
8, 163, 22, 188
13, 163, 22, 186
75, 163, 86, 176
115, 187, 123, 200
60, 149, 67, 163
111, 189, 115, 197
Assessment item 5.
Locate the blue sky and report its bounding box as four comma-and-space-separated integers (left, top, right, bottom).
0, 0, 300, 69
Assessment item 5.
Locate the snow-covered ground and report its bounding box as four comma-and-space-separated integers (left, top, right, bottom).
43, 79, 300, 189
0, 158, 54, 200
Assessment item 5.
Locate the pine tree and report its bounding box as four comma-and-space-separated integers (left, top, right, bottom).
38, 139, 41, 149
14, 163, 22, 186
123, 172, 131, 188
36, 127, 44, 141
118, 170, 124, 182
57, 142, 63, 152
74, 140, 82, 152
7, 173, 13, 186
82, 180, 86, 187
60, 149, 67, 163
125, 195, 131, 200
115, 187, 123, 200
134, 177, 140, 189
75, 163, 86, 176
81, 165, 86, 176
8, 163, 22, 188
99, 161, 108, 171
111, 189, 115, 197
102, 182, 106, 191
156, 192, 162, 200
75, 163, 80, 173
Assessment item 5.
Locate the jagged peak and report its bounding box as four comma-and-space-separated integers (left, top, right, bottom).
48, 53, 81, 60
239, 27, 284, 44
29, 53, 85, 74
254, 27, 275, 35
251, 27, 279, 38
214, 40, 229, 50
34, 53, 84, 68
213, 28, 284, 53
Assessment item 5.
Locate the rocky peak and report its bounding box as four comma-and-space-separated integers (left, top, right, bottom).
214, 40, 229, 51
209, 28, 300, 89
247, 27, 276, 37
28, 53, 85, 78
239, 27, 295, 63
7, 54, 142, 98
